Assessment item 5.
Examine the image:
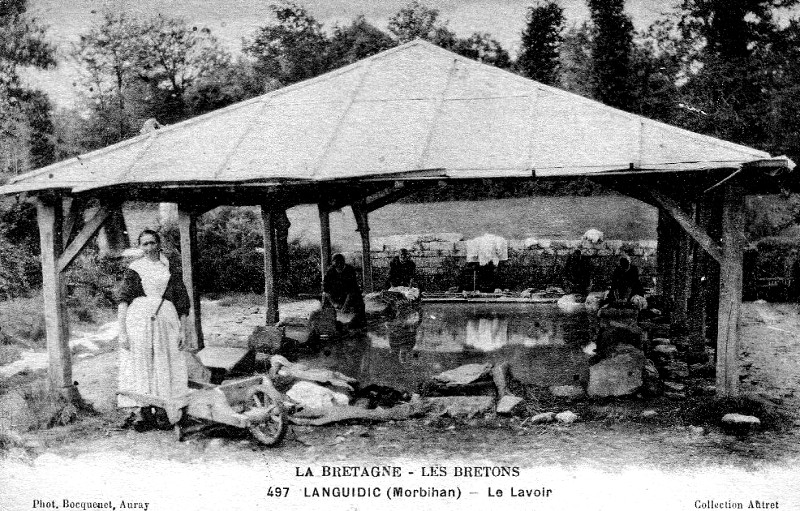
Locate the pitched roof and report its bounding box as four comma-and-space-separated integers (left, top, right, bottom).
2, 40, 790, 196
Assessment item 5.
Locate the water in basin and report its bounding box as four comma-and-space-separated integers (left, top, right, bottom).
299, 302, 596, 393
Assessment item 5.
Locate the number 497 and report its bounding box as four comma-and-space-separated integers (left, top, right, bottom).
266, 487, 289, 497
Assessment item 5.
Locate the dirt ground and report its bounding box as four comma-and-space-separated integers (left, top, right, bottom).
1, 301, 799, 511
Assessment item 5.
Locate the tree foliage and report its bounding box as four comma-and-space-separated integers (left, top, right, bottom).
73, 11, 234, 149
387, 0, 455, 45
244, 2, 332, 86
517, 1, 565, 85
587, 0, 635, 110
0, 0, 56, 178
330, 16, 397, 67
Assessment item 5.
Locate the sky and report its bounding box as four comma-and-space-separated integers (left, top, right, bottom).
22, 0, 678, 107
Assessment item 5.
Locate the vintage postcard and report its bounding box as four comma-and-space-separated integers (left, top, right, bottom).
1, 1, 799, 510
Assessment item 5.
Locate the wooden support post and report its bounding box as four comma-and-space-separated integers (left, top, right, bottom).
689, 203, 712, 343
673, 203, 694, 328
261, 206, 279, 324
36, 198, 76, 400
178, 207, 203, 350
352, 201, 374, 293
656, 211, 673, 297
318, 204, 332, 278
716, 185, 745, 397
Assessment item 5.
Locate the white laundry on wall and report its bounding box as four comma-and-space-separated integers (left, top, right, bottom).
465, 233, 509, 266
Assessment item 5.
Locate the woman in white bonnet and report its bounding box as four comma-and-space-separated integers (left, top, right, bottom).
117, 229, 190, 430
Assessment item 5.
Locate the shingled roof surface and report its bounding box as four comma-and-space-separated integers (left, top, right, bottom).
2, 40, 785, 195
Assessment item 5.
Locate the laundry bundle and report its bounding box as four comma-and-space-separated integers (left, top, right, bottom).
465, 233, 509, 266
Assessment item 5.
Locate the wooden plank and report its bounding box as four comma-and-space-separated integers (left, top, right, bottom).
178, 206, 203, 350
57, 205, 111, 273
646, 188, 723, 264
352, 201, 374, 293
36, 198, 74, 397
318, 204, 332, 277
261, 206, 279, 324
716, 185, 745, 397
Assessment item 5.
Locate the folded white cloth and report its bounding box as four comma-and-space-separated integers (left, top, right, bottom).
465, 233, 509, 266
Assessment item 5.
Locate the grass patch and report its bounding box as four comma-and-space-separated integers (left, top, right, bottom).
678, 395, 795, 432
0, 344, 22, 365
0, 295, 45, 349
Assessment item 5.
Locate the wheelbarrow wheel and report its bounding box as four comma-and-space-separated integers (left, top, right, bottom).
245, 387, 287, 446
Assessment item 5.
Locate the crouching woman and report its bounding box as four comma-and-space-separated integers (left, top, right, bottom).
117, 229, 190, 427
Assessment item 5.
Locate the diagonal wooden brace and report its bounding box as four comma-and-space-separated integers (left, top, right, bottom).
57, 204, 112, 273
643, 188, 723, 265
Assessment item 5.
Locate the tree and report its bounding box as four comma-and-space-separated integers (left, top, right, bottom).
243, 2, 332, 87
451, 32, 511, 69
329, 15, 396, 67
559, 23, 594, 97
73, 11, 141, 143
387, 0, 456, 46
587, 0, 635, 110
668, 0, 799, 149
135, 15, 230, 122
74, 11, 233, 147
0, 0, 56, 177
517, 1, 565, 85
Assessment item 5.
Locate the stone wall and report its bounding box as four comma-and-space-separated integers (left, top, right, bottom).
342, 235, 658, 292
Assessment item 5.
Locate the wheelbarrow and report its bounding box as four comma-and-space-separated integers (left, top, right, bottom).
118, 374, 288, 446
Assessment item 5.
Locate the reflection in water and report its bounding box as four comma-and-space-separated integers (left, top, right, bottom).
300, 303, 595, 393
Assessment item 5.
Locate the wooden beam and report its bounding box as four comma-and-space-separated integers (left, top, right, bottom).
716, 184, 745, 397
364, 183, 417, 213
62, 197, 83, 250
57, 205, 111, 273
352, 200, 374, 293
178, 206, 203, 350
645, 188, 723, 265
261, 206, 279, 324
36, 198, 76, 400
318, 204, 332, 278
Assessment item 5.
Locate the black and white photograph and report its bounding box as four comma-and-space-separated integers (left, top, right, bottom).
1, 1, 799, 510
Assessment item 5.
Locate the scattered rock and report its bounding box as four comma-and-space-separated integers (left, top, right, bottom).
246, 325, 284, 353
529, 412, 556, 424
663, 381, 685, 392
205, 438, 225, 450
688, 425, 705, 436
641, 410, 657, 418
434, 363, 493, 387
652, 338, 671, 345
555, 411, 579, 424
588, 349, 645, 397
664, 361, 689, 380
721, 413, 761, 427
653, 345, 678, 358
496, 395, 525, 415
424, 396, 495, 418
286, 381, 350, 409
550, 385, 585, 399
492, 362, 513, 397
664, 392, 686, 400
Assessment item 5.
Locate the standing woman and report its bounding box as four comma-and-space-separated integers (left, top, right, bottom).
117, 229, 190, 427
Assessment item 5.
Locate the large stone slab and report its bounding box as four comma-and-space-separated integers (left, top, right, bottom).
434, 363, 493, 387
424, 396, 495, 418
588, 349, 645, 397
496, 395, 525, 415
